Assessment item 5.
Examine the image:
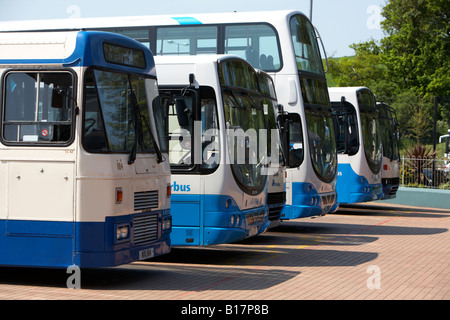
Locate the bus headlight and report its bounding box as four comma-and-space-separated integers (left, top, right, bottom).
116, 224, 130, 241
162, 216, 172, 231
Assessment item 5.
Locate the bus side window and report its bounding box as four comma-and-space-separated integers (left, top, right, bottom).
2, 72, 73, 144
225, 24, 281, 71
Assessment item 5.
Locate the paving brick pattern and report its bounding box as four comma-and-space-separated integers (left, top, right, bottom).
0, 203, 448, 300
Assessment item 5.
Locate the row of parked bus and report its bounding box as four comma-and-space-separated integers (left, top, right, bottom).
0, 10, 399, 268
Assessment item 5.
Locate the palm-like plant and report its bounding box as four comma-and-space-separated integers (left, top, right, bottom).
404, 145, 436, 185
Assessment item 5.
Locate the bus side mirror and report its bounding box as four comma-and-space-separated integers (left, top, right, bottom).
175, 99, 190, 127
51, 88, 64, 109
189, 73, 195, 87
278, 113, 303, 168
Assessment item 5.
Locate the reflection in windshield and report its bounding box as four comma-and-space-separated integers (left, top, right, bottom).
378, 104, 400, 161
223, 90, 267, 194
305, 110, 337, 182
361, 111, 383, 173
331, 102, 360, 156
83, 69, 163, 157
358, 89, 382, 174
290, 14, 324, 75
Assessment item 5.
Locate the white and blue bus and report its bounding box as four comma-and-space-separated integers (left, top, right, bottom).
0, 9, 338, 220
329, 87, 383, 205
377, 102, 400, 200
0, 31, 172, 268
156, 55, 269, 245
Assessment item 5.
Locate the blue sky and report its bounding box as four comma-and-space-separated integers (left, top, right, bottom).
0, 0, 387, 57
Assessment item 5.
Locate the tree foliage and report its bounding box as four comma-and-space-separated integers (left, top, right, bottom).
381, 0, 450, 98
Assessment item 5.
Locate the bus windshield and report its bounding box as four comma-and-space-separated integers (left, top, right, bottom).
306, 110, 337, 182
378, 104, 400, 161
358, 90, 382, 174
258, 72, 285, 165
331, 101, 360, 156
290, 14, 336, 182
219, 60, 267, 194
290, 14, 324, 75
83, 68, 166, 158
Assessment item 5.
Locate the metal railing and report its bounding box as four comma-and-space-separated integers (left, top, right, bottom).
400, 156, 450, 189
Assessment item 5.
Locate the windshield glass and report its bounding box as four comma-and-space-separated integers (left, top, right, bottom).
290, 14, 324, 75
358, 89, 382, 174
223, 89, 267, 194
83, 68, 163, 156
290, 14, 336, 180
258, 72, 284, 165
378, 104, 399, 161
331, 101, 359, 156
305, 109, 337, 182
219, 58, 267, 194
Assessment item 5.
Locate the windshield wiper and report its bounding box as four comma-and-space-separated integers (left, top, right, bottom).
127, 87, 164, 165
128, 89, 143, 165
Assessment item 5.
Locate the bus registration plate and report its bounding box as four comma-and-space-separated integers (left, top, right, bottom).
249, 226, 258, 237
139, 248, 154, 260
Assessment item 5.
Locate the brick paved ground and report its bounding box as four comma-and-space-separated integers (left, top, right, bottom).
0, 202, 449, 301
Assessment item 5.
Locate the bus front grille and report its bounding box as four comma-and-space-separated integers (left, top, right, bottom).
133, 213, 158, 244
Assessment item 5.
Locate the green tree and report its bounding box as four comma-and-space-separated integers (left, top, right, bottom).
381, 0, 450, 99
327, 40, 384, 87
327, 39, 398, 104
392, 90, 432, 145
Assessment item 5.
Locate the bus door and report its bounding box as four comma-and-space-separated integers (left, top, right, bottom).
2, 71, 75, 266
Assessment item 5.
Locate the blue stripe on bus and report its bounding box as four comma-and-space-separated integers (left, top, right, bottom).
170, 193, 269, 246
281, 182, 336, 220
171, 17, 203, 25
0, 210, 171, 268
336, 163, 383, 205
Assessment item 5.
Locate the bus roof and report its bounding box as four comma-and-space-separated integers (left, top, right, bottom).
0, 31, 156, 76
328, 87, 368, 95
0, 10, 306, 32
